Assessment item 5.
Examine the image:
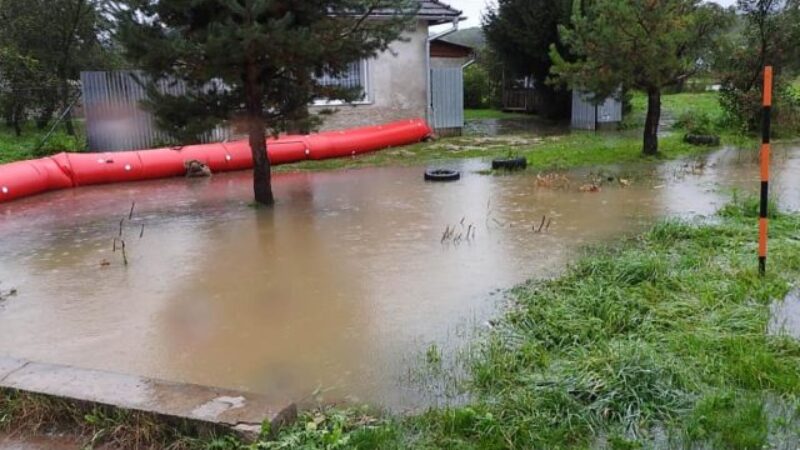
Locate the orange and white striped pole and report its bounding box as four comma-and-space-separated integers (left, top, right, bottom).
759, 66, 773, 276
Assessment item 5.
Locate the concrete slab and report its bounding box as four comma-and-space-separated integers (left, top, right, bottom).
0, 357, 27, 382
0, 356, 295, 433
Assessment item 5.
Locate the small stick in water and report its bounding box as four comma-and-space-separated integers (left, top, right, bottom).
536, 215, 546, 233
118, 218, 124, 238
139, 224, 145, 239
121, 239, 128, 266
128, 201, 136, 220
545, 219, 552, 231
112, 238, 117, 253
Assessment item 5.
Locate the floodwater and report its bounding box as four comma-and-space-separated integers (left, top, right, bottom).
1, 145, 799, 412
465, 116, 568, 137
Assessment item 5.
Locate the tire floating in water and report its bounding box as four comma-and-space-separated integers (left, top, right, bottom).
424, 169, 460, 182
491, 157, 528, 171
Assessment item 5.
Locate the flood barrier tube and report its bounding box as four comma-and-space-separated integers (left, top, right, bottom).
0, 118, 431, 203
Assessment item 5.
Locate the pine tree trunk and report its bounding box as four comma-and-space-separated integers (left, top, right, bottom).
643, 88, 661, 155
244, 61, 274, 206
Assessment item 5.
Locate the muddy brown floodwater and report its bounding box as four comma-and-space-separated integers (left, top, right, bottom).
0, 145, 799, 412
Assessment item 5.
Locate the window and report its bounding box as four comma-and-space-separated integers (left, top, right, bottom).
313, 60, 370, 105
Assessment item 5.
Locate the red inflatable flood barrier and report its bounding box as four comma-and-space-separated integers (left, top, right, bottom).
0, 118, 431, 203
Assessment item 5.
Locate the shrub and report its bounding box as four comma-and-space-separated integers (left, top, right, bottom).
674, 111, 716, 135
464, 64, 494, 109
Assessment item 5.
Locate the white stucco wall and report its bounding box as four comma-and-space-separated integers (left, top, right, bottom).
309, 20, 429, 130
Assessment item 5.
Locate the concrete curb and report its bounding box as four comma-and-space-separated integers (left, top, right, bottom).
0, 356, 297, 440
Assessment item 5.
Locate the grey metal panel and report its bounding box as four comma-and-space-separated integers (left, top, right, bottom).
597, 95, 622, 123
80, 70, 233, 151
571, 90, 597, 130
430, 67, 464, 130
571, 90, 622, 130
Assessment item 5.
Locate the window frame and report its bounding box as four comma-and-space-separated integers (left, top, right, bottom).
312, 59, 372, 106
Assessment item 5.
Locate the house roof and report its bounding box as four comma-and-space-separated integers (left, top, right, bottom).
417, 0, 462, 23
371, 0, 462, 25
430, 39, 474, 58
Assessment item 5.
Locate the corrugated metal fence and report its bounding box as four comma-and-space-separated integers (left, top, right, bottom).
571, 90, 622, 130
81, 71, 232, 151
430, 67, 464, 132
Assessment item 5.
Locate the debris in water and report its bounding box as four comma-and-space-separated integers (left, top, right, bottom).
579, 183, 601, 193
0, 284, 17, 304
185, 160, 212, 178
536, 172, 570, 189
619, 178, 631, 187
100, 259, 111, 267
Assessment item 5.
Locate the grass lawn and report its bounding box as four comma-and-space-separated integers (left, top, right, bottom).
276, 130, 748, 175
464, 109, 531, 120
626, 91, 724, 128
0, 122, 86, 164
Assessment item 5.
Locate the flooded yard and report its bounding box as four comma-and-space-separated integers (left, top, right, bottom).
0, 144, 799, 412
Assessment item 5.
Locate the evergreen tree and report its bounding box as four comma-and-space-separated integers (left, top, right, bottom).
482, 0, 573, 119
551, 0, 728, 155
114, 0, 415, 206
716, 0, 800, 133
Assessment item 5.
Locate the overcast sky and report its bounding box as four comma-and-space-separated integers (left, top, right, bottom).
442, 0, 739, 28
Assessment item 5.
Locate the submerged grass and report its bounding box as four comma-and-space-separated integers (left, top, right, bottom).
249, 197, 800, 449
464, 109, 531, 120
275, 131, 720, 174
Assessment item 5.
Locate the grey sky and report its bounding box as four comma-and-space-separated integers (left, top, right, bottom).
441, 0, 739, 28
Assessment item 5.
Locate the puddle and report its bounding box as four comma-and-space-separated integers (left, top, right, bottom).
770, 290, 800, 340
465, 117, 568, 137
0, 145, 799, 412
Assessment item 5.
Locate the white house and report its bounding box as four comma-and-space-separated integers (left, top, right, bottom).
309, 0, 463, 131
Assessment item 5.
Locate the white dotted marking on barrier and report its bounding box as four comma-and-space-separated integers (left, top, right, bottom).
1, 187, 7, 194
124, 164, 132, 171
225, 155, 232, 161
304, 149, 310, 156
97, 159, 105, 164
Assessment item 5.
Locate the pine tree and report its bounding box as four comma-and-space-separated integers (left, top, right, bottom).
550, 0, 728, 155
115, 0, 415, 206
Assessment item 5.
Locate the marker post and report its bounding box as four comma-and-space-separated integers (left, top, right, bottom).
759, 66, 773, 276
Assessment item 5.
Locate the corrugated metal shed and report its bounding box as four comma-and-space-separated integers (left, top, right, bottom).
571, 90, 623, 130
430, 67, 464, 132
81, 71, 231, 151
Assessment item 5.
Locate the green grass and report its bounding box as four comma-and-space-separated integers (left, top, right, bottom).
625, 91, 724, 129
0, 122, 86, 164
0, 388, 229, 449
276, 130, 733, 175
247, 198, 800, 449
464, 109, 531, 120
